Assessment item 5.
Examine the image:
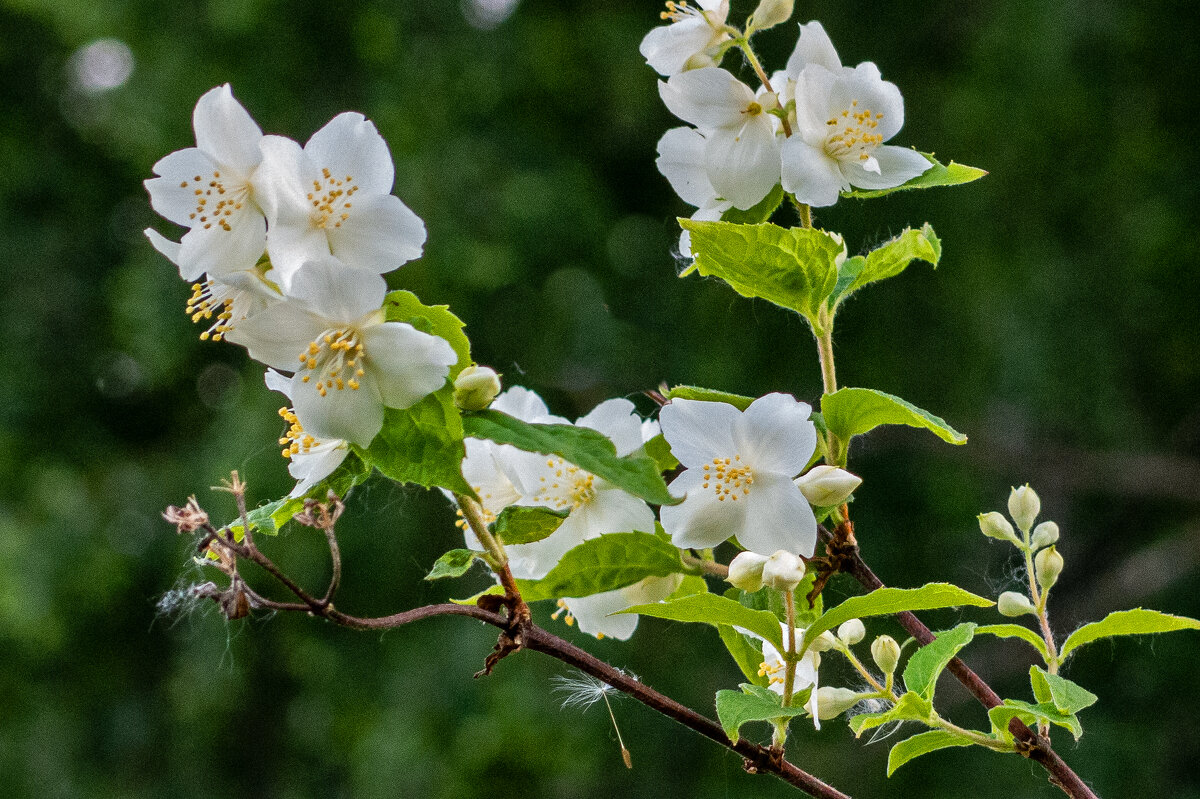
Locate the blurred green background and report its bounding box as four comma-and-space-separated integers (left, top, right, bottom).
1, 0, 1197, 796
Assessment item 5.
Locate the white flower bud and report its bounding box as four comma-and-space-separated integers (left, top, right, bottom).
1035, 546, 1064, 592
870, 635, 900, 675
977, 511, 1019, 544
794, 465, 862, 507
453, 365, 502, 411
836, 618, 865, 646
997, 591, 1036, 617
813, 686, 861, 720
1008, 484, 1041, 533
727, 551, 769, 592
761, 549, 806, 592
809, 631, 839, 652
749, 0, 794, 30
1031, 521, 1060, 550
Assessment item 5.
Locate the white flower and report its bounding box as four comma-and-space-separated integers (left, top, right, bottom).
225, 256, 455, 446
264, 369, 350, 497
658, 68, 781, 210
655, 126, 732, 257
761, 549, 806, 591
639, 0, 731, 77
144, 84, 267, 281
785, 21, 846, 79
781, 61, 930, 206
253, 112, 426, 291
659, 393, 818, 556
555, 574, 683, 641
758, 621, 822, 721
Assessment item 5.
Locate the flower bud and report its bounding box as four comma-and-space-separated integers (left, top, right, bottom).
762, 549, 806, 592
870, 635, 900, 675
794, 465, 862, 507
977, 511, 1018, 544
1031, 521, 1059, 550
837, 618, 865, 646
453, 365, 502, 411
813, 686, 861, 720
809, 631, 839, 652
997, 591, 1036, 617
1008, 484, 1041, 533
1035, 546, 1064, 592
727, 551, 769, 592
749, 0, 794, 30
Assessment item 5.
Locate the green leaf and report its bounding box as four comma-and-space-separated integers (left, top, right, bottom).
974, 624, 1050, 660
643, 433, 679, 473
821, 387, 967, 446
989, 700, 1082, 741
462, 410, 678, 506
887, 730, 976, 776
831, 224, 941, 306
732, 571, 822, 627
803, 584, 992, 651
450, 584, 503, 606
617, 592, 785, 652
677, 220, 844, 325
665, 385, 755, 411
669, 574, 709, 599
517, 531, 682, 602
1030, 666, 1098, 715
720, 182, 785, 224
849, 691, 933, 736
903, 623, 976, 700
425, 549, 478, 580
360, 392, 472, 495
1059, 608, 1200, 660
488, 505, 569, 545
382, 289, 472, 378
716, 685, 808, 744
229, 456, 371, 538
842, 153, 987, 199
719, 625, 769, 687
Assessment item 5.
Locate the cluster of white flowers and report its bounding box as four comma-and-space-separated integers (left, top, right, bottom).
644, 16, 932, 231
145, 85, 456, 496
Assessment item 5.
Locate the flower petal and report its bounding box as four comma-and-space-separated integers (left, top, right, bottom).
361, 322, 456, 410
780, 136, 846, 207
176, 205, 266, 279
285, 255, 386, 322
288, 441, 350, 497
736, 472, 818, 557
491, 386, 550, 421
828, 63, 904, 141
564, 590, 640, 640
640, 17, 716, 77
290, 368, 384, 447
326, 193, 426, 273
145, 148, 218, 226
304, 112, 394, 196
703, 119, 780, 210
575, 398, 644, 457
264, 367, 292, 396
838, 145, 932, 190
224, 300, 325, 369
144, 227, 182, 266
733, 393, 815, 475
659, 68, 755, 129
572, 487, 655, 539
656, 127, 718, 208
505, 520, 589, 580
660, 468, 746, 549
659, 398, 740, 467
192, 84, 263, 175
785, 21, 843, 77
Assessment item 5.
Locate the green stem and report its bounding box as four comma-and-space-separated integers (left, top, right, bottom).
814, 310, 843, 465
737, 41, 793, 138
783, 590, 798, 707
456, 494, 507, 568
931, 713, 1016, 753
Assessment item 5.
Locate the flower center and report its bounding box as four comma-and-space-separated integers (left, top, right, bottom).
660, 0, 703, 22
180, 171, 248, 232
278, 407, 318, 460
186, 280, 235, 341
533, 458, 597, 510
297, 328, 366, 396
824, 100, 885, 161
308, 167, 361, 230
758, 659, 786, 687
701, 455, 754, 501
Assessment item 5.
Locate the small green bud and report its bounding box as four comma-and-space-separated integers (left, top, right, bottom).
813, 686, 861, 720
997, 591, 1036, 617
794, 465, 862, 507
1035, 546, 1064, 592
870, 635, 900, 675
1008, 484, 1041, 533
978, 511, 1019, 544
761, 549, 805, 592
836, 618, 865, 646
749, 0, 794, 31
1031, 521, 1060, 550
727, 551, 768, 593
453, 365, 501, 411
809, 630, 839, 652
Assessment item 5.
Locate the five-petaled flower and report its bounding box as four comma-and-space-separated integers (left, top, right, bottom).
639, 0, 732, 77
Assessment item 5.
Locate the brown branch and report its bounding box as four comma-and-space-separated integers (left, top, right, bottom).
817, 525, 1099, 799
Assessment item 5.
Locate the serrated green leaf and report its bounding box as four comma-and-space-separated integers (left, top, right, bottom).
720, 183, 785, 224
716, 685, 808, 744
359, 391, 472, 495
842, 153, 987, 199
989, 700, 1082, 741
886, 730, 976, 776
1029, 666, 1098, 715
903, 623, 976, 700
670, 574, 709, 599
821, 387, 966, 445
425, 549, 478, 580
974, 624, 1050, 660
488, 505, 569, 545
617, 592, 785, 652
382, 290, 472, 378
831, 224, 941, 307
719, 625, 769, 687
677, 220, 844, 326
665, 385, 755, 410
517, 532, 682, 602
463, 410, 677, 506
643, 433, 679, 473
1059, 608, 1200, 660
803, 584, 992, 651
849, 691, 933, 735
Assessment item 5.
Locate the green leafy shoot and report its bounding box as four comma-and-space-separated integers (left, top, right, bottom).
821, 387, 966, 446
716, 683, 809, 744
974, 624, 1050, 661
849, 691, 933, 736
902, 623, 976, 700
886, 730, 976, 776
829, 223, 941, 308
1059, 608, 1200, 661
517, 531, 682, 602
617, 592, 786, 652
488, 505, 569, 545
989, 700, 1082, 741
842, 153, 987, 199
1029, 666, 1098, 715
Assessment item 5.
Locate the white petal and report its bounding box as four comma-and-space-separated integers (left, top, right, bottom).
361, 323, 455, 410
326, 193, 426, 274
733, 393, 815, 475
563, 590, 640, 640
288, 441, 350, 497
264, 367, 292, 396
176, 206, 267, 279
786, 21, 843, 77
828, 63, 905, 141
290, 368, 384, 447
572, 488, 655, 539
660, 468, 746, 549
575, 398, 643, 457
461, 438, 521, 516
224, 301, 325, 370
659, 398, 739, 468
791, 64, 839, 144
656, 127, 718, 208
144, 227, 182, 266
621, 573, 683, 606
640, 18, 716, 77
284, 255, 386, 322
838, 145, 932, 190
252, 134, 310, 224
780, 136, 846, 207
304, 112, 394, 196
491, 386, 549, 421
505, 518, 589, 580
703, 119, 780, 210
192, 84, 263, 175
266, 226, 335, 292
145, 148, 218, 226
736, 472, 818, 557
659, 68, 755, 129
